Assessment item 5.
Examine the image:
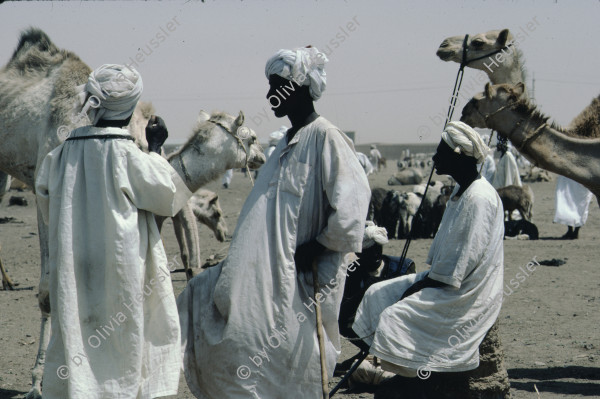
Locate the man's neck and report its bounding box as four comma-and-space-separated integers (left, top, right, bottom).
453, 168, 480, 197
286, 110, 319, 142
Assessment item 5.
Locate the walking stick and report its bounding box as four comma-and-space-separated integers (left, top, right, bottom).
312, 259, 329, 399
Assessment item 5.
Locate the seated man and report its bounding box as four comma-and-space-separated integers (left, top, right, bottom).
352, 121, 504, 377
338, 222, 415, 341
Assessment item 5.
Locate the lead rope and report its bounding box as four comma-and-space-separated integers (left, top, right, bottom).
330, 34, 473, 398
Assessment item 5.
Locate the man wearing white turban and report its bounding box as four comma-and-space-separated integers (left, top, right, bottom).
36, 64, 192, 398
352, 122, 504, 377
177, 47, 371, 398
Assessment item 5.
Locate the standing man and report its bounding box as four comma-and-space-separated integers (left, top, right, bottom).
352, 121, 504, 377
554, 176, 594, 239
35, 65, 192, 398
178, 46, 371, 398
492, 138, 521, 188
370, 144, 383, 172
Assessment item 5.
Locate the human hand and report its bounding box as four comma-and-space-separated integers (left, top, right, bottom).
146, 115, 168, 153
294, 240, 325, 273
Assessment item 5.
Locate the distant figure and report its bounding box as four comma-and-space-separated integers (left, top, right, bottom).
492, 139, 521, 188
221, 168, 233, 189
370, 144, 383, 172
554, 176, 594, 239
264, 125, 287, 163
356, 152, 375, 176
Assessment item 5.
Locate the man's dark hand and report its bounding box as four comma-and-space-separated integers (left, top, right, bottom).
146, 115, 168, 153
400, 273, 447, 300
294, 240, 326, 273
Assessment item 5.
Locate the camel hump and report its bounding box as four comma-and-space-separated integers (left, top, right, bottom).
10, 27, 59, 63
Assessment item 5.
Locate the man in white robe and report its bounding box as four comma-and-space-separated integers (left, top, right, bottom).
370, 144, 383, 172
352, 121, 504, 376
177, 47, 371, 398
554, 175, 594, 239
35, 65, 191, 399
492, 140, 521, 188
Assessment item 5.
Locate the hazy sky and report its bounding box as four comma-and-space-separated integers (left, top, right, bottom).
1, 0, 599, 144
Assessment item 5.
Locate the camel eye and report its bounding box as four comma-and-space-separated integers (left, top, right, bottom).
471, 39, 485, 48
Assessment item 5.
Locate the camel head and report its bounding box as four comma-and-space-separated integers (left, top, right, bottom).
191, 189, 228, 242
437, 29, 517, 77
460, 82, 526, 129
184, 111, 265, 172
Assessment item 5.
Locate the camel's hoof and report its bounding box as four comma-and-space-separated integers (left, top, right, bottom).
24, 387, 42, 399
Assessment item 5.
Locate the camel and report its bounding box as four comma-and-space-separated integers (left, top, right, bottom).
438, 27, 600, 141
461, 82, 600, 203
0, 28, 264, 399
437, 28, 528, 96
190, 189, 228, 242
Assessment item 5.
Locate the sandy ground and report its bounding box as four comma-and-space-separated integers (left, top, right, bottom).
0, 163, 598, 399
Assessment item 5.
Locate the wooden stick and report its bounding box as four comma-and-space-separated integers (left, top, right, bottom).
312, 259, 329, 399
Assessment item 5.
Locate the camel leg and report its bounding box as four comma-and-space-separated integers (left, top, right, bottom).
26, 209, 51, 399
173, 203, 201, 280
172, 213, 190, 273
0, 246, 18, 290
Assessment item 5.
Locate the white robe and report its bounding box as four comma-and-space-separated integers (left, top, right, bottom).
492, 152, 521, 188
35, 126, 191, 399
553, 176, 594, 227
480, 154, 496, 184
353, 178, 504, 372
177, 117, 371, 398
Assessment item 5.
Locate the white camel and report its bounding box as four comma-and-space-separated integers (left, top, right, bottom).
0, 28, 264, 399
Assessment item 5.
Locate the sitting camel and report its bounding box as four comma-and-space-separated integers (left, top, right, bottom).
0, 28, 264, 399
461, 82, 600, 204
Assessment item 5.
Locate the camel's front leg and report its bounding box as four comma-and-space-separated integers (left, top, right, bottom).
172, 202, 201, 280
26, 209, 51, 399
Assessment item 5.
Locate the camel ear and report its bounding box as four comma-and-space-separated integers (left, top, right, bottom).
197, 110, 211, 124
511, 82, 525, 97
209, 195, 218, 205
484, 82, 494, 98
496, 29, 511, 46
234, 111, 245, 127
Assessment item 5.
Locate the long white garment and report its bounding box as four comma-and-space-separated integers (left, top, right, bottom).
480, 154, 496, 184
353, 178, 504, 372
492, 152, 521, 188
177, 117, 371, 399
35, 126, 191, 399
554, 175, 594, 227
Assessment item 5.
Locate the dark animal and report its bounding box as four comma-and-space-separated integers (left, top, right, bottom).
368, 187, 388, 224
504, 220, 539, 240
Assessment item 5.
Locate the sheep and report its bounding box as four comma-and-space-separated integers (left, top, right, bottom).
496, 185, 534, 221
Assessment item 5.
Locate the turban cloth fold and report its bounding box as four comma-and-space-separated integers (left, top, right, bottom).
265, 47, 328, 101
81, 64, 143, 125
362, 221, 389, 249
441, 121, 489, 164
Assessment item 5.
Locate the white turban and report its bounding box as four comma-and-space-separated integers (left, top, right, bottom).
269, 126, 287, 146
441, 121, 489, 164
265, 46, 328, 101
362, 221, 389, 249
81, 64, 143, 125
